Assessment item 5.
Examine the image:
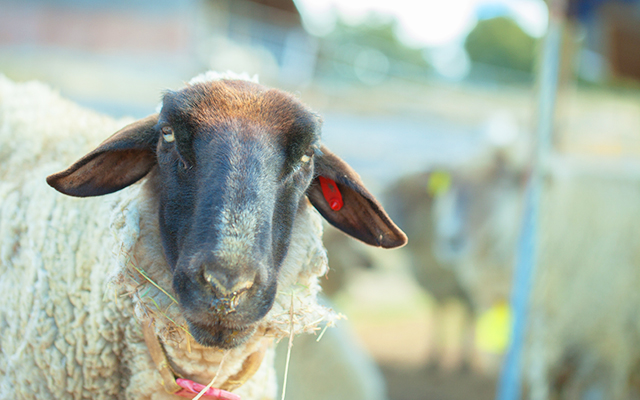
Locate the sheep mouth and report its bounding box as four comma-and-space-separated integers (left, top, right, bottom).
186, 318, 257, 349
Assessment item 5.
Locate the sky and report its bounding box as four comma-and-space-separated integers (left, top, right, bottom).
293, 0, 549, 48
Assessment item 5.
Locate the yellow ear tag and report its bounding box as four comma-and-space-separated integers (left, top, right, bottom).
475, 300, 511, 355
427, 171, 452, 196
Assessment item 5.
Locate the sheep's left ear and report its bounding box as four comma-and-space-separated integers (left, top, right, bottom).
47, 114, 159, 197
307, 146, 408, 248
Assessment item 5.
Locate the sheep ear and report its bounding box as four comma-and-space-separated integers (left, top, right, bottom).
307, 146, 407, 249
47, 114, 159, 197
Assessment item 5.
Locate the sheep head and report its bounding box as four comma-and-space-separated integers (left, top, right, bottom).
47, 79, 407, 349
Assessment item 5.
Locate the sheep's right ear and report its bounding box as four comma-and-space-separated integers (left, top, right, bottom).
47, 114, 159, 197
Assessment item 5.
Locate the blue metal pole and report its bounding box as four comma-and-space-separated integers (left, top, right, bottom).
495, 7, 565, 400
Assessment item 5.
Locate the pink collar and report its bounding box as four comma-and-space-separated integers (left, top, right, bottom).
174, 378, 240, 400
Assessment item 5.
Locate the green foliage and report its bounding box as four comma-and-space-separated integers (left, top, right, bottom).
327, 18, 427, 66
465, 17, 539, 73
315, 16, 431, 83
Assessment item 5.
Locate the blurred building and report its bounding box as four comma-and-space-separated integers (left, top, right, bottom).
0, 0, 317, 114
203, 0, 318, 86
566, 0, 640, 82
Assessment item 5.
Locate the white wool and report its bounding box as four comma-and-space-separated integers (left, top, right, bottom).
0, 75, 132, 180
524, 164, 640, 399
0, 74, 337, 400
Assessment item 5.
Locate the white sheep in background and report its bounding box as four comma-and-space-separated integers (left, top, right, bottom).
524, 158, 640, 400
0, 72, 406, 400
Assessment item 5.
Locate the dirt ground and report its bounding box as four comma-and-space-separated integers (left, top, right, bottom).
380, 364, 497, 400
332, 265, 501, 400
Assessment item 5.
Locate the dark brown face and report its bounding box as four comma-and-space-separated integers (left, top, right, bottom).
46, 78, 407, 350
153, 81, 320, 348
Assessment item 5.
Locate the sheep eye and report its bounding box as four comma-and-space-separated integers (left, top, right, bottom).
162, 126, 175, 143
300, 147, 316, 163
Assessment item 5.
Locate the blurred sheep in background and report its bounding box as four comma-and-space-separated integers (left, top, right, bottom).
320, 111, 529, 375
524, 158, 640, 400
387, 115, 527, 374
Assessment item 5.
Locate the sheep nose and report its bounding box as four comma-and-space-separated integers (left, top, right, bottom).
203, 268, 255, 299
201, 256, 258, 299
203, 267, 255, 315
193, 252, 260, 311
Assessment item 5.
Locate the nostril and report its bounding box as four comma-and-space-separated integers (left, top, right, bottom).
211, 289, 246, 315
203, 270, 224, 291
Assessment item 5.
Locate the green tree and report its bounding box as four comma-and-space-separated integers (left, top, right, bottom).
315, 16, 432, 83
465, 17, 538, 73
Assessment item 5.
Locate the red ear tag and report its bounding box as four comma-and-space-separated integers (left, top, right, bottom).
318, 176, 343, 211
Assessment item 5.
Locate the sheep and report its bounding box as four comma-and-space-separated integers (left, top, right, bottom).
0, 72, 407, 400
382, 155, 524, 372
523, 158, 640, 400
